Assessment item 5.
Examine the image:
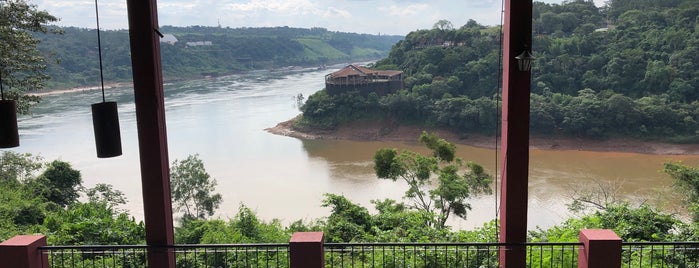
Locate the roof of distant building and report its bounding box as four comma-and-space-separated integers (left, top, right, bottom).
160, 34, 178, 44
328, 65, 402, 79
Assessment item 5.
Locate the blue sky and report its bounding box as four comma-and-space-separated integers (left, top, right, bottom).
32, 0, 605, 36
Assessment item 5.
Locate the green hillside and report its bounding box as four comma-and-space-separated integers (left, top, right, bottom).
300, 0, 699, 143
295, 38, 349, 61
34, 26, 403, 90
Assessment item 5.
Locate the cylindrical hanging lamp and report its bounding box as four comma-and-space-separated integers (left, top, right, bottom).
91, 0, 122, 158
92, 101, 122, 157
0, 99, 19, 148
0, 68, 19, 149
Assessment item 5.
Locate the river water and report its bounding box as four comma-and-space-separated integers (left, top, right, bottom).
9, 67, 699, 229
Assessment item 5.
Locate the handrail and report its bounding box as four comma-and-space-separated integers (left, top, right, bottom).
40, 243, 289, 250
38, 241, 586, 250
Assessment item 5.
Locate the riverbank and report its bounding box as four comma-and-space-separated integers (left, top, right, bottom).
28, 82, 133, 97
266, 116, 699, 155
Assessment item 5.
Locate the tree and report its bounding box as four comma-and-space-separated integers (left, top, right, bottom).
0, 151, 43, 183
29, 160, 82, 207
43, 202, 145, 245
85, 183, 127, 208
373, 132, 492, 229
664, 161, 699, 221
0, 0, 60, 113
567, 179, 625, 213
321, 193, 373, 242
170, 154, 222, 219
433, 19, 454, 31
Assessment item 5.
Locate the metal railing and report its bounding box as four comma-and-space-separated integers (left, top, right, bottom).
526, 242, 580, 268
324, 242, 581, 268
39, 241, 699, 268
41, 243, 290, 268
622, 242, 699, 267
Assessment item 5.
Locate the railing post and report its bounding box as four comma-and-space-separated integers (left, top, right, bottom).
578, 229, 621, 268
289, 232, 325, 268
0, 235, 48, 268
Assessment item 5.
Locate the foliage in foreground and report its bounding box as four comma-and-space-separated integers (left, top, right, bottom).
170, 154, 222, 220
0, 0, 60, 113
3, 151, 699, 265
374, 132, 492, 229
0, 151, 144, 244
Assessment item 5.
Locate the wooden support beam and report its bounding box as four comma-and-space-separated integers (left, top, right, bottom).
499, 0, 533, 267
125, 0, 175, 267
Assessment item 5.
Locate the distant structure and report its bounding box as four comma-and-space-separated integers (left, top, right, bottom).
160, 34, 178, 45
186, 41, 213, 47
325, 65, 403, 96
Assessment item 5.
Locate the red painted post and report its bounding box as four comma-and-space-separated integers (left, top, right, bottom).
125, 0, 175, 267
0, 235, 48, 268
578, 229, 622, 268
289, 232, 325, 268
499, 0, 533, 268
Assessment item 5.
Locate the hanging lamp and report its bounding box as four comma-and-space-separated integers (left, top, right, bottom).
91, 0, 122, 158
0, 69, 19, 148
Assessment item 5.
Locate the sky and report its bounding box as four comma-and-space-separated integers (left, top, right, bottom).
31, 0, 605, 36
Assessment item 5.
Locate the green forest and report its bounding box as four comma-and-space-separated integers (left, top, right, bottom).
299, 0, 699, 143
34, 26, 402, 90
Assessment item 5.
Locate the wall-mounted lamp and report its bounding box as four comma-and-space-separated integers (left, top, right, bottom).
515, 49, 535, 72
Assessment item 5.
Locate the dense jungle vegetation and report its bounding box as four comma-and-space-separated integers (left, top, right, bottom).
300, 0, 699, 143
33, 26, 402, 89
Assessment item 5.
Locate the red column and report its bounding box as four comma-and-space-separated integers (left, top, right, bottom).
0, 235, 48, 268
125, 0, 175, 267
499, 0, 533, 268
289, 232, 325, 268
578, 229, 622, 268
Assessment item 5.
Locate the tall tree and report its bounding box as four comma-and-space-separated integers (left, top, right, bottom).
170, 154, 222, 219
29, 160, 82, 207
373, 132, 492, 229
0, 0, 59, 113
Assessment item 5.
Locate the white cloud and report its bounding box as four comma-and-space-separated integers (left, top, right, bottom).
380, 3, 430, 17
463, 0, 499, 8
30, 0, 574, 35
226, 0, 321, 15
323, 7, 352, 19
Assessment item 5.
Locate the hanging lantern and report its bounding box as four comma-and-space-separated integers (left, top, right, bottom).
90, 0, 122, 158
0, 99, 19, 148
92, 101, 122, 158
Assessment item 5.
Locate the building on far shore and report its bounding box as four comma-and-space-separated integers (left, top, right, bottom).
325, 65, 403, 96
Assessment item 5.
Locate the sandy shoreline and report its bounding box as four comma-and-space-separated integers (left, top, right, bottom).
266, 116, 699, 155
28, 82, 133, 97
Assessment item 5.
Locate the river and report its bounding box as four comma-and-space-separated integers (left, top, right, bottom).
8, 67, 699, 230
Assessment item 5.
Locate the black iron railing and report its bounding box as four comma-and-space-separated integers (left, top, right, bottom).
325, 242, 500, 268
526, 242, 581, 268
324, 242, 581, 268
622, 242, 699, 267
40, 243, 290, 268
41, 245, 147, 268
39, 241, 699, 267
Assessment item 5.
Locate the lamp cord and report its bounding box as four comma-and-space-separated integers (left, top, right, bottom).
94, 0, 106, 103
